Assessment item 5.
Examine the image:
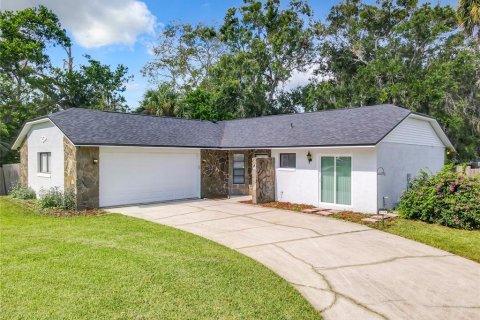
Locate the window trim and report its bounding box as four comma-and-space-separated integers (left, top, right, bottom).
279, 153, 296, 168
38, 152, 51, 174
319, 155, 352, 207
232, 153, 245, 185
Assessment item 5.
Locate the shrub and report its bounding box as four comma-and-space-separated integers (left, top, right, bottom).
397, 165, 480, 229
10, 184, 36, 200
38, 187, 76, 210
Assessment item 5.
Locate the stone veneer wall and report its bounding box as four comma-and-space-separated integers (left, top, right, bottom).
252, 157, 275, 203
201, 149, 229, 198
19, 142, 28, 186
63, 138, 99, 210
64, 137, 77, 191
76, 147, 99, 210
228, 149, 271, 196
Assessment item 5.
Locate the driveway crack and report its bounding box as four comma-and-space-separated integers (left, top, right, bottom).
316, 254, 455, 270
273, 244, 389, 319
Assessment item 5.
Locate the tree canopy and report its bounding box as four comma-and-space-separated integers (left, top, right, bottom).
0, 6, 131, 164
1, 1, 478, 163
143, 0, 479, 161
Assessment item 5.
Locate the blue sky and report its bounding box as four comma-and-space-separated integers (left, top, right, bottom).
1, 0, 456, 110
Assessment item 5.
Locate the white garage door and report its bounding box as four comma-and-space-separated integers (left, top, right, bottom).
99, 147, 200, 207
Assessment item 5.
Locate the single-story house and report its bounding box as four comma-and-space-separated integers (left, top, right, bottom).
12, 104, 453, 213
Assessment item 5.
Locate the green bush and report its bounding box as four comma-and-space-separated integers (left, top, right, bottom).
10, 184, 36, 200
398, 165, 480, 229
38, 187, 76, 210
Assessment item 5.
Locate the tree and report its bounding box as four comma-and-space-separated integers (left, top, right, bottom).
218, 0, 320, 113
142, 0, 320, 119
136, 83, 180, 116
0, 6, 132, 165
183, 88, 235, 120
301, 0, 479, 160
57, 55, 131, 112
142, 23, 226, 90
458, 0, 480, 42
0, 6, 70, 164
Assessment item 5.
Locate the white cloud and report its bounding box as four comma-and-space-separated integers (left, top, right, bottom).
283, 69, 314, 91
1, 0, 156, 48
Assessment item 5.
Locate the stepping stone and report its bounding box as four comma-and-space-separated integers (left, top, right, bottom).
316, 211, 335, 216
371, 215, 389, 220
386, 213, 399, 218
361, 218, 380, 223
327, 209, 343, 214
301, 208, 320, 214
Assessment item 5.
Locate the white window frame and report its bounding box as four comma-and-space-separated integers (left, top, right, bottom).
38, 152, 51, 176
318, 154, 353, 207
279, 153, 296, 169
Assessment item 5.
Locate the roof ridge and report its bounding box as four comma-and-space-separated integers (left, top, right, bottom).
53, 104, 404, 124
218, 104, 402, 124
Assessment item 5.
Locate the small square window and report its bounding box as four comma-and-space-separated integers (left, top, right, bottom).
38, 152, 51, 173
280, 153, 296, 168
233, 153, 245, 184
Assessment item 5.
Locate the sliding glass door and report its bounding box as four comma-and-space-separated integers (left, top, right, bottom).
321, 157, 335, 203
320, 156, 351, 205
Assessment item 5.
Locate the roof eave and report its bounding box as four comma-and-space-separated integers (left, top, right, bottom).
11, 117, 51, 150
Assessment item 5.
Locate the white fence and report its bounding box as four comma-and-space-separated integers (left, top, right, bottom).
0, 163, 19, 195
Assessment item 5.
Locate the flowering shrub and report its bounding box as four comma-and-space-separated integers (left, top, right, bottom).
397, 165, 480, 229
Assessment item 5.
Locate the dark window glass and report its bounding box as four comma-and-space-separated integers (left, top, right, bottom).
233, 154, 245, 184
280, 153, 296, 168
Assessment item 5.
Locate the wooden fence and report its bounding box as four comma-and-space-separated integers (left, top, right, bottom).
0, 163, 19, 195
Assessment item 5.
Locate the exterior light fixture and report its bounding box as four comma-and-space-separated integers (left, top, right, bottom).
93, 159, 98, 164
307, 151, 312, 163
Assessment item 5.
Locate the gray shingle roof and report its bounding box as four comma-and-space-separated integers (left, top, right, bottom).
47, 104, 411, 148
49, 108, 224, 148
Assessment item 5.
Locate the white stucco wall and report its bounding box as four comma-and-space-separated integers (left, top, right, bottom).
27, 121, 65, 194
376, 115, 447, 209
376, 142, 445, 209
272, 147, 378, 213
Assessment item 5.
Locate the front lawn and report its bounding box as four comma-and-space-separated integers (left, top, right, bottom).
0, 197, 320, 319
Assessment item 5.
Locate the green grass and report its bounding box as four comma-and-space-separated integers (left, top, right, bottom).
382, 219, 480, 263
329, 211, 480, 263
0, 197, 320, 320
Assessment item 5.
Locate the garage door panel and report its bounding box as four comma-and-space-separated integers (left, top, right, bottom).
99, 148, 200, 207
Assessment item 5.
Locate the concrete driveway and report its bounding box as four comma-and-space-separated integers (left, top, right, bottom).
107, 197, 480, 320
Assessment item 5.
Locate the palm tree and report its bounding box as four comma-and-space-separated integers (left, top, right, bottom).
458, 0, 480, 42
139, 83, 180, 117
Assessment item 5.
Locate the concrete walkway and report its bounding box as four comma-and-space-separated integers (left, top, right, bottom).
107, 197, 480, 320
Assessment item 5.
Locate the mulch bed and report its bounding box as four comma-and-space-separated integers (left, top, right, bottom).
239, 200, 397, 228
11, 198, 106, 217
239, 200, 316, 212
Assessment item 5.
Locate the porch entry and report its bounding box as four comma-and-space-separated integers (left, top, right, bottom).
200, 149, 271, 198
319, 156, 352, 205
